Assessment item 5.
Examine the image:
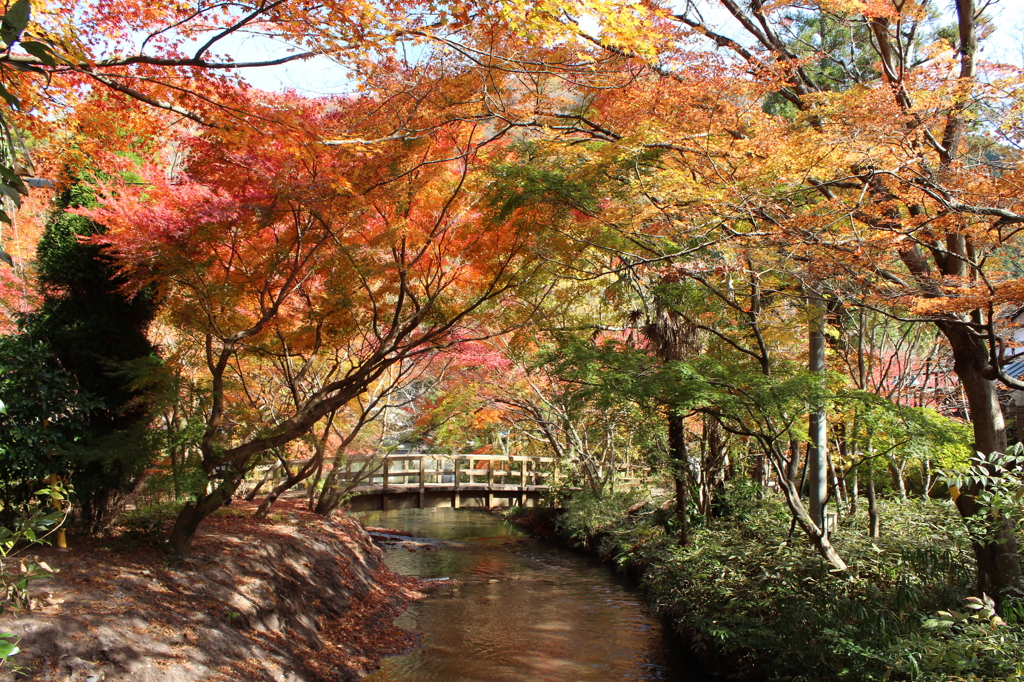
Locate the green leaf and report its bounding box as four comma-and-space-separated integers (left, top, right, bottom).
0, 164, 28, 195
0, 640, 19, 658
0, 181, 23, 206
9, 60, 45, 75
18, 40, 55, 66
0, 0, 30, 47
0, 82, 20, 109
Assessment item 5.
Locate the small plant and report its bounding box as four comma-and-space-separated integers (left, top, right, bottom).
0, 484, 72, 674
0, 485, 69, 614
118, 501, 183, 541
913, 595, 1023, 679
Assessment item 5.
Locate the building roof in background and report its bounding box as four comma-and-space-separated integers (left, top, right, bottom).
1002, 358, 1024, 381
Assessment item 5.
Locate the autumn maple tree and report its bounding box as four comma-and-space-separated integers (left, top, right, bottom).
82, 83, 548, 551
1, 0, 1020, 607
402, 0, 1024, 601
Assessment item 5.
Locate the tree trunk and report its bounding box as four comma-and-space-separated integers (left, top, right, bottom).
941, 323, 1021, 605
702, 417, 727, 517
808, 291, 829, 534
887, 457, 907, 499
166, 477, 241, 554
255, 449, 324, 518
314, 464, 345, 516
668, 411, 689, 546
773, 459, 847, 571
867, 470, 880, 538
921, 458, 932, 499
307, 461, 324, 511
828, 451, 844, 515
255, 470, 305, 518
245, 462, 280, 501
787, 439, 801, 485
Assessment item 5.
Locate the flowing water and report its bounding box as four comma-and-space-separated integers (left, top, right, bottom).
357, 508, 709, 682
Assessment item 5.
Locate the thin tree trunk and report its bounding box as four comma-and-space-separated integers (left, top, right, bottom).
255, 459, 319, 518
771, 456, 847, 571
828, 451, 844, 516
307, 461, 323, 511
808, 288, 829, 534
849, 468, 859, 516
787, 439, 801, 485
245, 462, 280, 501
867, 470, 880, 538
887, 457, 907, 499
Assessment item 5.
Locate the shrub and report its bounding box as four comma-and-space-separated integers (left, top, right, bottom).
554, 483, 1024, 681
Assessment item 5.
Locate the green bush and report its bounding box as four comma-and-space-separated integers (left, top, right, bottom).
117, 501, 184, 541
554, 484, 1024, 681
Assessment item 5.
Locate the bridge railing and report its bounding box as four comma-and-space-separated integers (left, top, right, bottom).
338, 454, 558, 490
336, 453, 650, 491
246, 453, 650, 494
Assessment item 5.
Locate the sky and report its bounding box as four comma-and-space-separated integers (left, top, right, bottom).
986, 0, 1024, 64
226, 0, 1024, 95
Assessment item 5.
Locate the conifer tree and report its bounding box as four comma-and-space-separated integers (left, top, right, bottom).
29, 181, 161, 532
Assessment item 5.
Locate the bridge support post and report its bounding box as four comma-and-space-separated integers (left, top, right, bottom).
453, 458, 461, 509
487, 460, 494, 508
418, 456, 425, 509
520, 459, 527, 507
382, 458, 389, 512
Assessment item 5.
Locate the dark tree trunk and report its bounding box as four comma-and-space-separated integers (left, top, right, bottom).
166, 477, 241, 554
849, 469, 859, 516
941, 322, 1021, 604
255, 472, 303, 518
701, 417, 728, 517
314, 465, 345, 516
787, 439, 802, 485
668, 411, 689, 546
867, 470, 880, 538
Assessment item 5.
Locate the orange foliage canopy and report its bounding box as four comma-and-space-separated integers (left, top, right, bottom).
73, 81, 559, 550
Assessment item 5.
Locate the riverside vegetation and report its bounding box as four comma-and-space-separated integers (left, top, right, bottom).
508, 485, 1024, 682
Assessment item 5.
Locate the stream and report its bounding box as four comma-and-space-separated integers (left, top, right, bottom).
357, 508, 710, 682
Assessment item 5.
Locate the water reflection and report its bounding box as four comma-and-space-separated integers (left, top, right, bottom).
358, 508, 707, 682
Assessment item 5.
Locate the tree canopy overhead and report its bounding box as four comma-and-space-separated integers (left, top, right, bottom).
0, 0, 1022, 615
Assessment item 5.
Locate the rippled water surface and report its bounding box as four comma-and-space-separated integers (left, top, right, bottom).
358, 508, 708, 682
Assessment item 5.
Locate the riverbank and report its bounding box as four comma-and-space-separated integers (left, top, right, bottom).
502, 487, 1024, 682
0, 500, 425, 681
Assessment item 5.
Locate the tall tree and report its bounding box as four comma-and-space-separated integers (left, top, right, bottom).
87, 91, 549, 552
456, 0, 1023, 605
29, 180, 160, 531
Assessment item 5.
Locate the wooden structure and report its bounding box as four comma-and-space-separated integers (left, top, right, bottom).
258, 453, 649, 512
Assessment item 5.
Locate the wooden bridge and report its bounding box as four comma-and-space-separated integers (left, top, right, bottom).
326, 453, 647, 512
